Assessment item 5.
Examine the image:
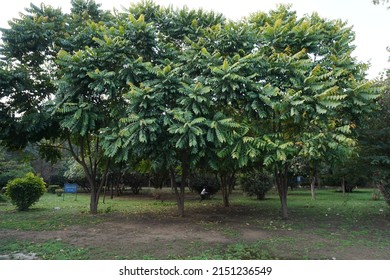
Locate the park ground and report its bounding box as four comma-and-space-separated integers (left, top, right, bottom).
0, 188, 389, 260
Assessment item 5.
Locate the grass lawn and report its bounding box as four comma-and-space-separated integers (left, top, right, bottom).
0, 187, 389, 260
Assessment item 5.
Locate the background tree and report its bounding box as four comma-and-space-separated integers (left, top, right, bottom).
0, 145, 34, 190
373, 0, 390, 8
0, 3, 65, 149
358, 71, 390, 204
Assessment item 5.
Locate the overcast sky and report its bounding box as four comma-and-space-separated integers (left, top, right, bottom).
1, 0, 389, 79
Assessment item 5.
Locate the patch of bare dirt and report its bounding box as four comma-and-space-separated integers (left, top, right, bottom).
0, 204, 389, 259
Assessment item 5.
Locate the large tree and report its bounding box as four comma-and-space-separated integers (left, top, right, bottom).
0, 0, 117, 214
242, 6, 381, 218
101, 3, 243, 216
1, 1, 382, 218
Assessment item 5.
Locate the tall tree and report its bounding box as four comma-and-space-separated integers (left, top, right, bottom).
101, 5, 245, 216
244, 6, 380, 218
0, 0, 117, 214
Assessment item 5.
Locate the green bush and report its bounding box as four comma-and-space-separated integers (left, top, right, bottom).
47, 185, 61, 194
0, 193, 8, 202
122, 173, 148, 194
372, 189, 381, 201
5, 172, 46, 211
241, 171, 273, 200
55, 188, 64, 197
189, 173, 220, 195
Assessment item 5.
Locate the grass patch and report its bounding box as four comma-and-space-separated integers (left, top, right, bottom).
0, 187, 389, 259
0, 239, 90, 260
192, 242, 279, 260
0, 193, 104, 230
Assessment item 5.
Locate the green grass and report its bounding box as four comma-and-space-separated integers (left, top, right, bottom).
0, 239, 90, 260
0, 187, 389, 259
0, 193, 104, 230
0, 191, 177, 230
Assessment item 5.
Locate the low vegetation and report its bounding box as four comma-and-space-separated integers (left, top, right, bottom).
0, 187, 388, 260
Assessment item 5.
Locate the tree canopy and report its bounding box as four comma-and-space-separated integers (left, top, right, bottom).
0, 0, 382, 217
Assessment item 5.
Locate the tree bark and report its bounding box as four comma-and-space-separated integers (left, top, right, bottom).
170, 152, 189, 217
221, 179, 230, 207
67, 136, 110, 214
217, 171, 236, 207
310, 176, 316, 200
275, 164, 289, 219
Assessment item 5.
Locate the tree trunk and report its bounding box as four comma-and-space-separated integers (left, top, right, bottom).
310, 176, 316, 200
221, 182, 230, 207
110, 181, 114, 199
170, 153, 189, 217
90, 187, 99, 215
217, 171, 236, 207
317, 176, 321, 188
82, 160, 109, 215
275, 164, 289, 219
342, 177, 346, 195
217, 173, 230, 207
67, 136, 110, 214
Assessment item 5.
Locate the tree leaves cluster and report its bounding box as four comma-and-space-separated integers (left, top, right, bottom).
0, 1, 382, 216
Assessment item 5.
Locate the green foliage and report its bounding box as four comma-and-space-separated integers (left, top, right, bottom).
240, 171, 273, 200
189, 173, 220, 195
122, 172, 149, 194
63, 159, 86, 185
0, 193, 8, 202
372, 188, 382, 201
1, 1, 383, 217
47, 185, 61, 194
5, 172, 46, 211
0, 239, 90, 260
222, 243, 278, 260
0, 153, 34, 190
55, 188, 64, 197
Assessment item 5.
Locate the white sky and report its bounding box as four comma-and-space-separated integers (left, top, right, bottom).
0, 0, 389, 79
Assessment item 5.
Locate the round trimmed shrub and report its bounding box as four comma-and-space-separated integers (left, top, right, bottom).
241, 171, 273, 200
5, 172, 46, 211
47, 185, 61, 194
55, 188, 64, 197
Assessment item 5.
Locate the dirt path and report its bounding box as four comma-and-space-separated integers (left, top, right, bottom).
1, 205, 389, 259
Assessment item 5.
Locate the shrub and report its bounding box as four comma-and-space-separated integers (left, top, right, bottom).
372, 189, 382, 201
0, 193, 8, 202
55, 188, 64, 197
47, 185, 61, 194
241, 171, 273, 200
189, 173, 220, 195
5, 172, 46, 211
122, 173, 148, 194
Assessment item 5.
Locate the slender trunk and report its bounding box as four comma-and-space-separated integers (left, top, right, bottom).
310, 166, 317, 200
310, 176, 316, 200
103, 172, 109, 204
342, 177, 346, 196
217, 171, 236, 207
90, 186, 99, 214
84, 160, 109, 215
221, 177, 230, 207
275, 164, 289, 219
110, 180, 114, 199
170, 157, 188, 218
